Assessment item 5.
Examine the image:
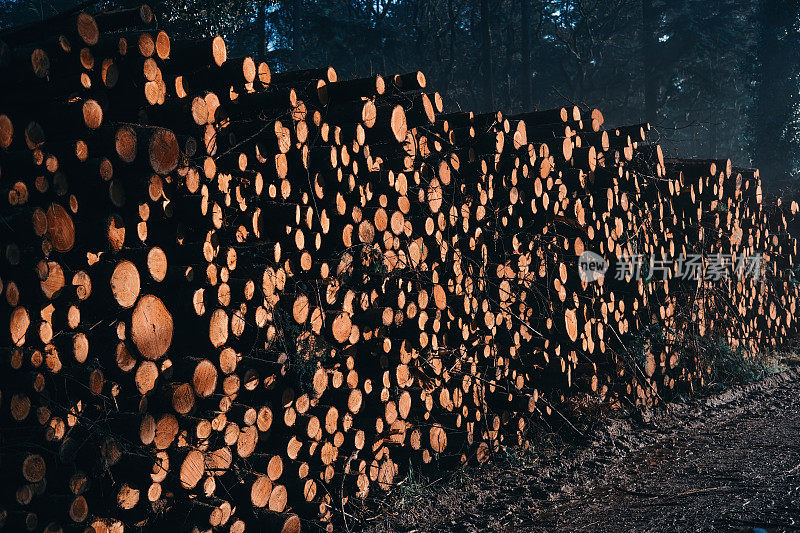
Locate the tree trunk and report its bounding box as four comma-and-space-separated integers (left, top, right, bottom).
257, 0, 267, 60
504, 14, 515, 108
446, 0, 456, 94
292, 0, 302, 68
641, 0, 657, 124
521, 0, 531, 110
480, 0, 494, 110
709, 104, 718, 159
751, 0, 800, 187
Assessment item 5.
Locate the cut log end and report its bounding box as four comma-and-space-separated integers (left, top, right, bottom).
111, 260, 141, 308
77, 13, 99, 46
22, 454, 46, 482
149, 129, 179, 175
0, 113, 12, 148
46, 203, 75, 252
115, 126, 137, 163
131, 295, 173, 360
391, 105, 408, 143
179, 450, 205, 489
212, 35, 227, 66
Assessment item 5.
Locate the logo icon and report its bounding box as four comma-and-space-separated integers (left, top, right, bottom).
578, 251, 608, 282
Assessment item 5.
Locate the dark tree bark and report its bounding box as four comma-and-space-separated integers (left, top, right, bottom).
709, 105, 718, 158
641, 0, 657, 125
292, 0, 302, 68
504, 15, 515, 107
521, 0, 532, 110
257, 0, 267, 60
446, 0, 456, 94
480, 0, 494, 110
751, 0, 800, 187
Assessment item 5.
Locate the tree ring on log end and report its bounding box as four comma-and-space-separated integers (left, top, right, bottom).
149, 129, 179, 175
111, 260, 140, 308
131, 295, 173, 360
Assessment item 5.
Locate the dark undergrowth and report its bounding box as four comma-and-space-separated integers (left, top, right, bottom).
700, 338, 787, 391
345, 339, 799, 532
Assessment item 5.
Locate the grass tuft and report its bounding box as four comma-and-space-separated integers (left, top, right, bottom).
700, 337, 783, 390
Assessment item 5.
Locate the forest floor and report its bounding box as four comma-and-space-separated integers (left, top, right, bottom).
356, 366, 800, 532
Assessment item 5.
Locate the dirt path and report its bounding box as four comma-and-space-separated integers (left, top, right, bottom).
363, 369, 800, 532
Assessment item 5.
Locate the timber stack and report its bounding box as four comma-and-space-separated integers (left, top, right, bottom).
1, 5, 799, 532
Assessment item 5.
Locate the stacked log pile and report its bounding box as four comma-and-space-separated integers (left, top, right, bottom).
1, 6, 799, 532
